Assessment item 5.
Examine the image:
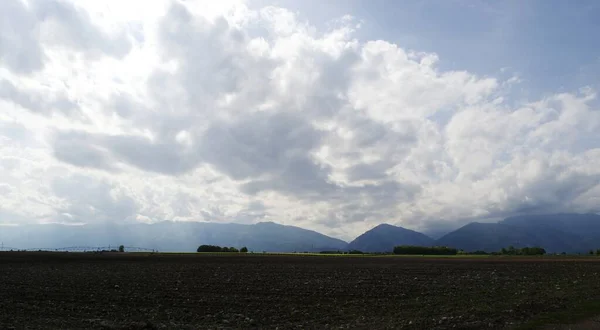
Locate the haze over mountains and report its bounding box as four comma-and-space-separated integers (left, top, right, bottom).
2, 213, 600, 253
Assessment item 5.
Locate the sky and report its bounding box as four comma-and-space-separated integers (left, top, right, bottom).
1, 0, 600, 241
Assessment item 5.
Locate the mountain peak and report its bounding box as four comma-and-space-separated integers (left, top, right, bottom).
436, 214, 596, 253
348, 223, 434, 252
371, 223, 397, 230
255, 221, 280, 226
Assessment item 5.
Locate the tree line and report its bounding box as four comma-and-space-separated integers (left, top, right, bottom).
497, 246, 545, 255
391, 245, 547, 256
193, 244, 600, 256
319, 250, 365, 254
197, 245, 248, 253
393, 245, 458, 255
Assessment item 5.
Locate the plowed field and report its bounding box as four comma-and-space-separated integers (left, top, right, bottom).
1, 252, 600, 329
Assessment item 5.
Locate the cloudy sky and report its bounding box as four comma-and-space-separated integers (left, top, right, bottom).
1, 0, 600, 240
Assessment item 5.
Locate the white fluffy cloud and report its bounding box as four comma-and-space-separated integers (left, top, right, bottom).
1, 0, 600, 240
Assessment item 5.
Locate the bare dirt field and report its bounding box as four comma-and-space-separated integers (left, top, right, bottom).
1, 252, 600, 329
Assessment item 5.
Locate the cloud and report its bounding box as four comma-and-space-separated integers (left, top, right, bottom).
33, 0, 132, 59
50, 174, 138, 224
0, 0, 600, 240
51, 131, 115, 170
0, 120, 31, 143
200, 111, 325, 181
0, 79, 80, 117
0, 0, 45, 74
0, 208, 32, 225
0, 0, 132, 74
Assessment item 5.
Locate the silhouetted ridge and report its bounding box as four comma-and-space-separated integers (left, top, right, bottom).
348, 223, 434, 252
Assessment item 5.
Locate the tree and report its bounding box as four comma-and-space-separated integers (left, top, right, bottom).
596, 249, 600, 256
118, 245, 125, 253
590, 250, 595, 255
240, 247, 248, 253
196, 245, 246, 253
507, 246, 516, 255
197, 245, 223, 253
393, 245, 457, 255
348, 250, 363, 254
498, 246, 545, 256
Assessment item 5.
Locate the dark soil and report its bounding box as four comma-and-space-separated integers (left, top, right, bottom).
2, 252, 600, 329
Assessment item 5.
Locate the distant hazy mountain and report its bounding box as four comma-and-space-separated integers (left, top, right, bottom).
422, 228, 452, 240
347, 224, 434, 252
4, 213, 600, 254
0, 221, 348, 253
500, 213, 600, 243
435, 222, 587, 253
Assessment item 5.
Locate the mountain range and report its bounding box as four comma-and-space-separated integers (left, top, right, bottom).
2, 213, 600, 253
0, 221, 347, 253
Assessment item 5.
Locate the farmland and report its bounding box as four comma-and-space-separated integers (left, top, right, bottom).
1, 253, 600, 329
